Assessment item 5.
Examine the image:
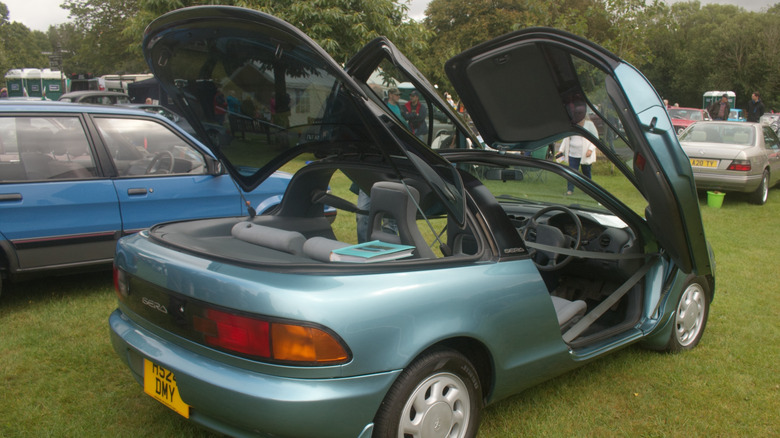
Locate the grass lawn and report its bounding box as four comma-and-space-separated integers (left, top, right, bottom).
1, 186, 778, 437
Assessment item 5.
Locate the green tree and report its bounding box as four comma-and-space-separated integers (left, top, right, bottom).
421, 0, 662, 96
421, 0, 532, 94
61, 0, 147, 75
127, 0, 430, 66
640, 2, 780, 111
757, 4, 780, 110
599, 0, 665, 66
0, 1, 51, 76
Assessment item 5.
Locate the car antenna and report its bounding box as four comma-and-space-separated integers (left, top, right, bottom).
245, 200, 257, 219
230, 177, 256, 219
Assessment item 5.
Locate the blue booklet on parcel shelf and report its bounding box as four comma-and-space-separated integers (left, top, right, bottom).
330, 240, 415, 263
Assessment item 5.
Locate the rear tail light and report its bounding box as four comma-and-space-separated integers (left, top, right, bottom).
113, 265, 129, 298
194, 309, 349, 365
727, 160, 751, 171
272, 323, 349, 363
196, 309, 271, 358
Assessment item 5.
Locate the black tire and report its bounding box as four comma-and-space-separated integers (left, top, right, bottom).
373, 348, 482, 438
663, 276, 710, 352
751, 170, 769, 205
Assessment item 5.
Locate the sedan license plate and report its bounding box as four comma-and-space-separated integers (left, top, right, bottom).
143, 359, 190, 418
690, 158, 719, 168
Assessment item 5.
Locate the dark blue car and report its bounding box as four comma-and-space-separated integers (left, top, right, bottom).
0, 101, 293, 295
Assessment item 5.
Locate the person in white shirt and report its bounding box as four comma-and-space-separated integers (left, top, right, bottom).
557, 113, 598, 195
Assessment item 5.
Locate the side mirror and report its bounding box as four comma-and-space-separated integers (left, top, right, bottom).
208, 158, 226, 175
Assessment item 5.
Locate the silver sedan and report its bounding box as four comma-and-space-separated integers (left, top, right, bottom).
679, 121, 780, 204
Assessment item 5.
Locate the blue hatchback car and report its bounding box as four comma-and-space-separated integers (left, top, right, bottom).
0, 101, 292, 295
110, 6, 715, 438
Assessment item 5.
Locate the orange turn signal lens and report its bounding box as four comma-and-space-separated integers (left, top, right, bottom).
272, 323, 349, 364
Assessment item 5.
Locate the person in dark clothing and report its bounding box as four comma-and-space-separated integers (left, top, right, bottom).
708, 94, 731, 121
747, 92, 765, 123
402, 90, 428, 141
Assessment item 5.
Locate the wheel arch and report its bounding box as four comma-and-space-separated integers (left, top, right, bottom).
0, 237, 16, 277
641, 271, 712, 351
0, 240, 12, 297
420, 336, 495, 403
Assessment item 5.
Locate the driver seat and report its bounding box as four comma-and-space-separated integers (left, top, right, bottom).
551, 296, 587, 329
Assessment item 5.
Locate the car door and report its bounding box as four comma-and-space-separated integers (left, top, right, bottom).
90, 115, 246, 233
0, 114, 122, 271
445, 28, 712, 279
762, 125, 780, 186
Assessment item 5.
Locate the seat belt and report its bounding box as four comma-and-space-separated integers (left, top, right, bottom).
311, 190, 368, 215
524, 241, 651, 261
562, 256, 658, 343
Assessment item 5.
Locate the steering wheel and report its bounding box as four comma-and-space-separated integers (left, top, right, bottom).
522, 205, 582, 271
145, 150, 175, 174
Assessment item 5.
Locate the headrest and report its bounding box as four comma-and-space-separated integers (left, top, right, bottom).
231, 222, 305, 255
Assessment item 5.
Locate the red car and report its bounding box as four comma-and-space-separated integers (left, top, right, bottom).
668, 107, 711, 135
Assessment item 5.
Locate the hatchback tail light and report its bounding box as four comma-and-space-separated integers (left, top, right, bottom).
194, 309, 349, 364
727, 160, 751, 171
114, 265, 129, 298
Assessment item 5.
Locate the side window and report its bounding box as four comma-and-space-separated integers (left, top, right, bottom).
0, 116, 97, 182
763, 127, 780, 150
367, 59, 474, 150
93, 117, 207, 176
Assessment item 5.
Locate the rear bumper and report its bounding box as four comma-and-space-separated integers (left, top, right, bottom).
692, 171, 760, 193
109, 309, 397, 438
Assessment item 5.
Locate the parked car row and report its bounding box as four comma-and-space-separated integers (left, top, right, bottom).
57, 90, 132, 104
668, 107, 711, 135
108, 6, 715, 438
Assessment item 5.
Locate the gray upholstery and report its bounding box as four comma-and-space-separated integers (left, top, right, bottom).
19, 128, 55, 180
303, 236, 351, 262
231, 222, 305, 255
369, 181, 435, 259
551, 296, 587, 328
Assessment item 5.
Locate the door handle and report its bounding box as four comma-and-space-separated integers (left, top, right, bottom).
127, 188, 148, 196
0, 193, 23, 202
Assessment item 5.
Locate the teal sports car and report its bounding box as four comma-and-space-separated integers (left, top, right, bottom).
110, 6, 715, 438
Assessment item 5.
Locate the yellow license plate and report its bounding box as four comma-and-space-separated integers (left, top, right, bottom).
144, 359, 190, 418
690, 158, 719, 168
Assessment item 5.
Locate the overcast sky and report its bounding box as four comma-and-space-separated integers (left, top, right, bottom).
2, 0, 777, 32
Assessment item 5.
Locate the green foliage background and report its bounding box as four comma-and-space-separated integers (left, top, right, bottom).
1, 0, 779, 110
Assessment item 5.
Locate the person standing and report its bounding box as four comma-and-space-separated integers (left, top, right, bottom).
708, 94, 731, 120
747, 92, 764, 123
557, 114, 598, 195
386, 87, 407, 127
403, 90, 428, 141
